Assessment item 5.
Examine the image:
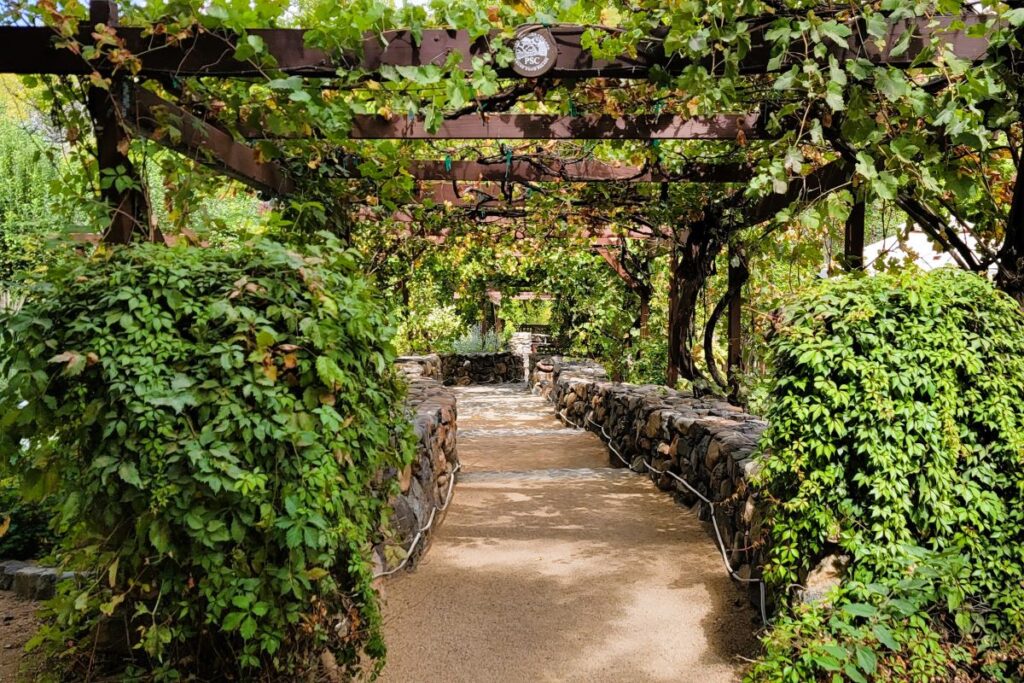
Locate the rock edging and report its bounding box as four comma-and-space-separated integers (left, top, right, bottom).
398, 352, 523, 386
373, 375, 459, 576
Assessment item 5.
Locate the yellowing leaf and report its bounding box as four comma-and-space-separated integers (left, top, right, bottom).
0, 516, 10, 539
600, 7, 621, 27
108, 557, 119, 588
99, 592, 126, 616
306, 567, 329, 581
506, 0, 533, 17
263, 363, 278, 383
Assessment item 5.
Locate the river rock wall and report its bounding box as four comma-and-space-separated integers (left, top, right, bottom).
374, 376, 458, 575
530, 356, 770, 609
439, 352, 523, 385
396, 354, 442, 381
397, 352, 523, 386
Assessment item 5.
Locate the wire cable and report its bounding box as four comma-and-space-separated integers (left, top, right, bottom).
373, 461, 462, 579
558, 408, 769, 626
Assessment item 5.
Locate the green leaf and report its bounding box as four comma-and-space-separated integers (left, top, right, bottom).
819, 21, 852, 48
856, 646, 878, 675
117, 462, 142, 488
844, 663, 868, 683
842, 602, 878, 618
222, 611, 245, 632
810, 654, 842, 672
875, 69, 909, 101
240, 615, 258, 640
873, 624, 900, 651
149, 520, 171, 553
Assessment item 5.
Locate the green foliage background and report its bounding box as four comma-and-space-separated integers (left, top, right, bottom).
749, 268, 1024, 681
0, 237, 413, 679
0, 95, 60, 280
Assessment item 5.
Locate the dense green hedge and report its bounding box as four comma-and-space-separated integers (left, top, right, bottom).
749, 268, 1024, 682
0, 237, 412, 679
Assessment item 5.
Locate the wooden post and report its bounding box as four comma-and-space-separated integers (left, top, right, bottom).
998, 154, 1024, 303
667, 242, 681, 387
844, 200, 865, 271
726, 246, 745, 381
88, 0, 149, 244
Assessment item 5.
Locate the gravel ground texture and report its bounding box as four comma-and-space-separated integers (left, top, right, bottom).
379, 384, 760, 683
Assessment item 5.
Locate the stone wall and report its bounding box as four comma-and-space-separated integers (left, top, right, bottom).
396, 354, 442, 381
374, 375, 458, 575
530, 356, 770, 609
397, 352, 523, 386
439, 352, 523, 385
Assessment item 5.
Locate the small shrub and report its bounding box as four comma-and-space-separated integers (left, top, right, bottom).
0, 236, 413, 679
393, 304, 464, 354
451, 326, 505, 353
749, 268, 1024, 681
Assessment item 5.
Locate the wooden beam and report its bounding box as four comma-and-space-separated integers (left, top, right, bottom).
414, 182, 522, 207
844, 200, 866, 271
0, 15, 993, 78
510, 292, 555, 300
334, 158, 753, 183
127, 88, 295, 195
595, 246, 640, 290
347, 113, 762, 140
743, 160, 851, 227
87, 1, 151, 244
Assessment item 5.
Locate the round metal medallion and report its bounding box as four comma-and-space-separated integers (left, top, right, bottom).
512, 28, 556, 78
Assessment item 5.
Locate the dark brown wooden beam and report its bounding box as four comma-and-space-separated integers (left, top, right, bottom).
0, 14, 993, 78
743, 160, 851, 227
87, 0, 151, 244
127, 88, 295, 196
404, 159, 753, 183
347, 113, 762, 140
595, 246, 641, 290
844, 200, 866, 271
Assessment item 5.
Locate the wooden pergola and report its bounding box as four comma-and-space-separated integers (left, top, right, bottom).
0, 0, 1005, 390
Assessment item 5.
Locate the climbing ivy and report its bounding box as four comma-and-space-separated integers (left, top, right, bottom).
752, 268, 1024, 680
0, 236, 413, 679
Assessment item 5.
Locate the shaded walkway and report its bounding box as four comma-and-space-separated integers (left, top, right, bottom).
379, 385, 759, 682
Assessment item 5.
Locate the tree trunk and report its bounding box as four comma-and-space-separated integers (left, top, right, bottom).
669, 216, 727, 396
638, 291, 651, 339
667, 245, 681, 387
998, 152, 1024, 304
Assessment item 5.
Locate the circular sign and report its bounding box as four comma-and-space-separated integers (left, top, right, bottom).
512, 28, 556, 78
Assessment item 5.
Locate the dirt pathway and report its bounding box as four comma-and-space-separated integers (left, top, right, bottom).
379, 384, 759, 683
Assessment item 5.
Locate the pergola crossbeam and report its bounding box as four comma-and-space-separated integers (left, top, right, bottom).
345, 113, 763, 140
0, 15, 992, 78
127, 88, 295, 196
404, 159, 753, 183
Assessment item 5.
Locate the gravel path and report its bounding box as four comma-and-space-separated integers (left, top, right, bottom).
379, 384, 759, 683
